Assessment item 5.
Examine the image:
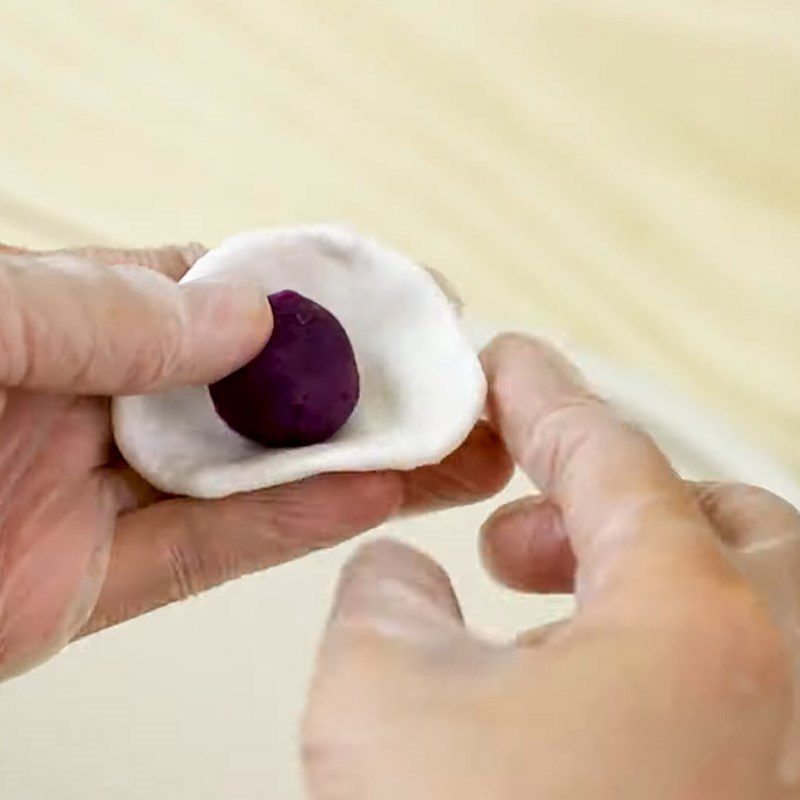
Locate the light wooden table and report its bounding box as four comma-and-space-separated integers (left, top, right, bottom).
1, 3, 799, 798
2, 0, 799, 476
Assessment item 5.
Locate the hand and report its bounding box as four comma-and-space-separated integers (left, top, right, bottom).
303, 334, 800, 800
0, 244, 513, 680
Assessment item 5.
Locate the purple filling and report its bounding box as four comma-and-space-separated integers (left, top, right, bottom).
209, 290, 360, 448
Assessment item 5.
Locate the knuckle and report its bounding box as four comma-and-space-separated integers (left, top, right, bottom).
301, 637, 398, 776
668, 584, 791, 700
146, 303, 188, 389
523, 397, 610, 481
301, 699, 343, 771
109, 267, 189, 390
301, 726, 356, 800
704, 482, 798, 517
163, 537, 207, 601
302, 663, 359, 769
0, 265, 32, 385
67, 246, 196, 279
148, 284, 192, 385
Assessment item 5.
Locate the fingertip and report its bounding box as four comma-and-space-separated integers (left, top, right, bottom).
344, 539, 452, 590
481, 332, 581, 373
480, 333, 589, 410
400, 421, 515, 514
480, 497, 575, 594
180, 280, 274, 383
465, 421, 516, 494
331, 539, 463, 631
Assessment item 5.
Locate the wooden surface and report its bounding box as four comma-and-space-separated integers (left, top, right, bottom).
1, 5, 799, 798
1, 0, 799, 476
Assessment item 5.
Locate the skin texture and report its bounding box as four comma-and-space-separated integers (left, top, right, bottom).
0, 244, 513, 680
5, 247, 797, 796
303, 334, 800, 800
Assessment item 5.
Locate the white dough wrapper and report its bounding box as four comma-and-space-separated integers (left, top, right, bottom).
112, 225, 487, 499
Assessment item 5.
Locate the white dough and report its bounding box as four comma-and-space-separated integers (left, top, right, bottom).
112, 225, 486, 498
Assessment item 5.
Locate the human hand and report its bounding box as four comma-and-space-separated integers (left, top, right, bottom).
0, 244, 512, 680
303, 334, 800, 800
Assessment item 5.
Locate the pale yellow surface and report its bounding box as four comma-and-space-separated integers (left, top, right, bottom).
1, 5, 799, 798
2, 0, 799, 474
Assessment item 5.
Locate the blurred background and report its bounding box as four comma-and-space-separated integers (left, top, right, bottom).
1, 1, 798, 798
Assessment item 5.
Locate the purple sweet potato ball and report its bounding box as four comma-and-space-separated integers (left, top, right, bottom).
209, 290, 360, 448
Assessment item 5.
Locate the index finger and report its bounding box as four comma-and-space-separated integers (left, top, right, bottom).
0, 242, 205, 280
0, 248, 270, 395
480, 334, 732, 600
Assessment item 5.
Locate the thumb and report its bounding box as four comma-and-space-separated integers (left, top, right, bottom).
0, 251, 271, 394
304, 542, 468, 800
326, 539, 465, 645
